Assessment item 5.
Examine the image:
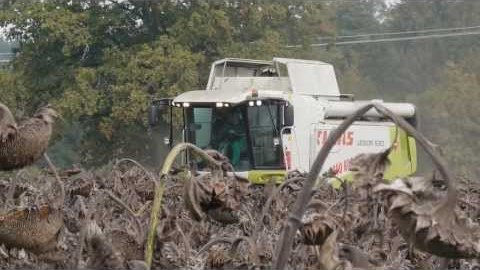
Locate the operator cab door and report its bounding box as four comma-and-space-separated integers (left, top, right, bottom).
247, 102, 284, 170
185, 106, 252, 171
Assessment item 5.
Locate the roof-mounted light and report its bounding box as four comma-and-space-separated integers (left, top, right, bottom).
216, 102, 223, 108
183, 102, 190, 107
248, 101, 255, 107
256, 100, 262, 106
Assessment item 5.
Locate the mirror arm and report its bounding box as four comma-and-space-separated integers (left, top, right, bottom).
168, 105, 173, 149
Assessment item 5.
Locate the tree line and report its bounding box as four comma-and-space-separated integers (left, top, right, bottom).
0, 0, 479, 178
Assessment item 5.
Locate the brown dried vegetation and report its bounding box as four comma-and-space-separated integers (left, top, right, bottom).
0, 103, 58, 171
0, 156, 479, 269
0, 205, 63, 253
375, 176, 480, 259
1, 104, 480, 270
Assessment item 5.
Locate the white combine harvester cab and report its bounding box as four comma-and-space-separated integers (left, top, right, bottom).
151, 58, 417, 184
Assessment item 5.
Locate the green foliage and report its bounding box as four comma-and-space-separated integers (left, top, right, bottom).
0, 70, 28, 114
172, 2, 233, 58
0, 0, 334, 167
53, 37, 202, 165
357, 0, 480, 97
0, 2, 91, 53
336, 0, 385, 35
417, 56, 480, 178
337, 66, 379, 99
56, 68, 99, 118
1, 0, 478, 176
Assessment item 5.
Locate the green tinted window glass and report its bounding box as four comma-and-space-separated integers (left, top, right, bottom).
186, 107, 251, 171
247, 104, 283, 168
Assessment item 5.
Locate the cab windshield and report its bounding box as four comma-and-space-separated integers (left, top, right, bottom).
185, 102, 284, 171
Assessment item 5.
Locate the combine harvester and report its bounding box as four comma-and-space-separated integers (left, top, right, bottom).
149, 57, 418, 184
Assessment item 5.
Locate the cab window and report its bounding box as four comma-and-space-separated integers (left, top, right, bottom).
247, 103, 284, 169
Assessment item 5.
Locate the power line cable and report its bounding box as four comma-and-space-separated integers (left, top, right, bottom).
319, 25, 480, 40
286, 30, 480, 48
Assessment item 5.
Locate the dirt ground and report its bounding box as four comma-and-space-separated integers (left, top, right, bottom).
0, 161, 479, 270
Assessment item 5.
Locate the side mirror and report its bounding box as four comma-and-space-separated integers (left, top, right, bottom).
284, 103, 294, 126
163, 137, 170, 145
148, 99, 171, 127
